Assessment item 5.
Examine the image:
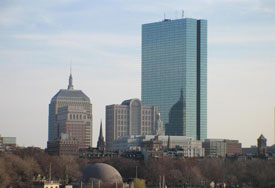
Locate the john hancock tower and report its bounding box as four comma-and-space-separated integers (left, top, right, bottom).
142, 17, 207, 140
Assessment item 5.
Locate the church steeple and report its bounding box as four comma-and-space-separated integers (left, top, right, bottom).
68, 66, 74, 90
99, 120, 104, 139
97, 120, 105, 152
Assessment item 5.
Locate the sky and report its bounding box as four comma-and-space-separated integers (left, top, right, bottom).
0, 0, 275, 148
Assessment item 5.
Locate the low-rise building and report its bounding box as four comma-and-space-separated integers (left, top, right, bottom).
141, 136, 164, 160
113, 135, 204, 157
47, 134, 79, 156
203, 139, 242, 157
0, 135, 16, 152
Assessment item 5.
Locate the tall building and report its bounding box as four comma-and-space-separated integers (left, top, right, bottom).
48, 72, 93, 148
142, 18, 207, 140
105, 98, 164, 151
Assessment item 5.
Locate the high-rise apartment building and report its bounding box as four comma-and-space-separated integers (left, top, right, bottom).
105, 98, 164, 151
142, 18, 207, 140
48, 73, 93, 148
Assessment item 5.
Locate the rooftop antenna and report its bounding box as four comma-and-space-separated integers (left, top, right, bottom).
182, 10, 184, 18
164, 12, 166, 20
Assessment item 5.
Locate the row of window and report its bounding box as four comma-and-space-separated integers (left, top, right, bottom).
115, 109, 153, 115
69, 114, 90, 120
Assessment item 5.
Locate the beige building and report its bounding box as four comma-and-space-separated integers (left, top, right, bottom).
48, 72, 93, 147
106, 99, 164, 151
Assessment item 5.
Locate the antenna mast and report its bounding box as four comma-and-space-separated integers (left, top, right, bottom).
182, 10, 184, 18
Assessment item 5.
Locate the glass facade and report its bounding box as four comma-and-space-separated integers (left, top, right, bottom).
142, 18, 207, 140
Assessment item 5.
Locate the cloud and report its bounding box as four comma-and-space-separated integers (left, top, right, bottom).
210, 34, 275, 44
11, 32, 139, 48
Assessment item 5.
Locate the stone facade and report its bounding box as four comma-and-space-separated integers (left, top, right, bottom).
48, 73, 93, 148
105, 99, 164, 151
47, 134, 79, 156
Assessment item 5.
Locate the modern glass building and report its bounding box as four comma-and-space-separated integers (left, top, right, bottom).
141, 18, 207, 140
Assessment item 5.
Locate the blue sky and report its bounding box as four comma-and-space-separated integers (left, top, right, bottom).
0, 0, 275, 148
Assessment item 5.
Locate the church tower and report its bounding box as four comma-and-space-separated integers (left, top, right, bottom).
97, 120, 105, 152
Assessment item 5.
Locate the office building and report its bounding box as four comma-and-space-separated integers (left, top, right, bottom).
142, 18, 207, 140
105, 98, 164, 151
203, 139, 242, 157
48, 72, 93, 147
0, 135, 16, 152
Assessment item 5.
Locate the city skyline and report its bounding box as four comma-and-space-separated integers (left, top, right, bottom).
0, 0, 275, 148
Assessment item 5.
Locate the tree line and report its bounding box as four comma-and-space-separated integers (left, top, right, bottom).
0, 147, 275, 188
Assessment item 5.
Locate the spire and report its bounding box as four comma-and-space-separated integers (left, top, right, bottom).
97, 120, 105, 152
68, 64, 74, 90
99, 120, 104, 139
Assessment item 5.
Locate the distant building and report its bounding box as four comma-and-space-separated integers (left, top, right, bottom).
142, 18, 207, 140
48, 72, 93, 148
0, 135, 16, 152
141, 136, 163, 160
106, 99, 164, 151
203, 139, 226, 157
203, 139, 242, 157
47, 133, 79, 156
257, 134, 267, 158
242, 145, 257, 156
113, 135, 204, 157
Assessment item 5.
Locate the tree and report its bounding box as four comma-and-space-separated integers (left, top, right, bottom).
133, 178, 146, 188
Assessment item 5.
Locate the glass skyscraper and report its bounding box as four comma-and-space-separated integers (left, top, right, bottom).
141, 18, 207, 140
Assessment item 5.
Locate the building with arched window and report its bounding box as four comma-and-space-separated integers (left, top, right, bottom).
106, 99, 164, 151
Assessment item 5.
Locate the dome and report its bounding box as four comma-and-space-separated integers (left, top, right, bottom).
83, 163, 123, 185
